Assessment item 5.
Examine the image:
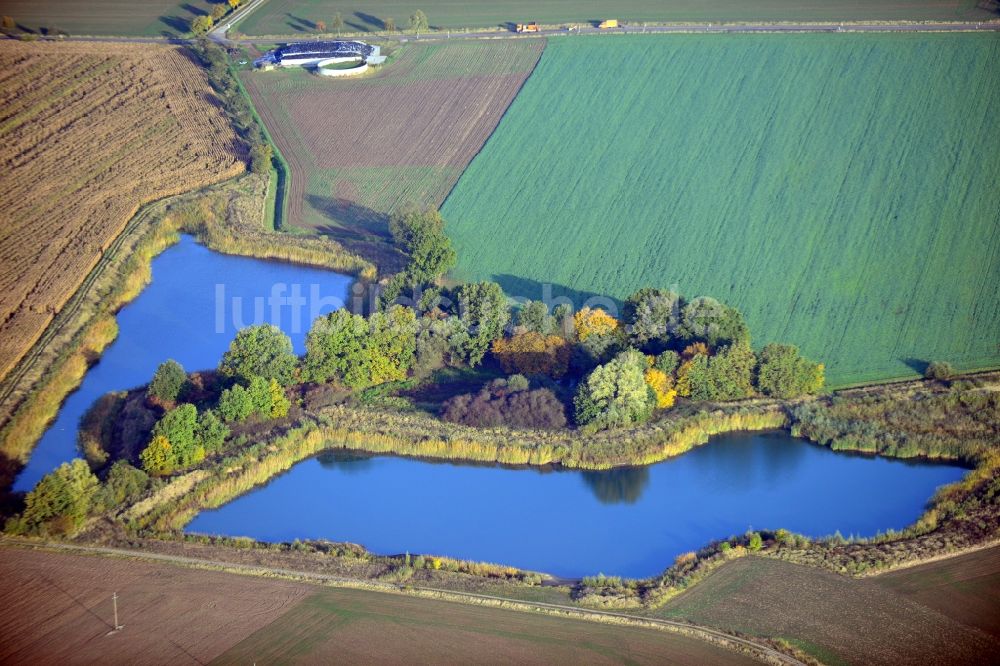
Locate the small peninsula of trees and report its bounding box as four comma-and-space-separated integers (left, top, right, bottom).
5, 209, 828, 536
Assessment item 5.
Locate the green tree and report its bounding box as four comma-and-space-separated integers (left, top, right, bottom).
455, 281, 510, 365
574, 350, 655, 431
13, 459, 99, 535
247, 375, 273, 417
147, 359, 187, 403
249, 142, 272, 174
748, 532, 763, 552
687, 342, 756, 401
153, 404, 197, 453
622, 288, 682, 352
268, 378, 291, 418
383, 16, 396, 31
140, 435, 173, 475
94, 461, 149, 512
367, 306, 417, 384
218, 383, 253, 422
388, 207, 456, 286
409, 9, 428, 35
304, 309, 370, 386
332, 11, 344, 35
220, 324, 296, 386
654, 350, 680, 376
679, 297, 749, 348
756, 344, 825, 398
196, 409, 230, 453
191, 14, 213, 35
210, 4, 227, 21
925, 361, 954, 381
517, 300, 556, 335
151, 404, 201, 466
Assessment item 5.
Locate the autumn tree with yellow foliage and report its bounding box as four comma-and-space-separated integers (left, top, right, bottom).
492, 332, 571, 378
644, 366, 677, 409
574, 307, 619, 341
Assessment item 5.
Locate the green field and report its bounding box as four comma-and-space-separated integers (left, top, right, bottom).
215, 587, 754, 664
0, 0, 218, 36
441, 34, 1000, 387
234, 0, 996, 35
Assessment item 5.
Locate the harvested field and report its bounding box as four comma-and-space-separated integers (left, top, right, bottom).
0, 546, 753, 665
657, 549, 1000, 665
0, 0, 219, 37
0, 41, 243, 384
236, 0, 998, 35
442, 34, 1000, 387
0, 546, 310, 664
242, 39, 543, 266
876, 546, 1000, 641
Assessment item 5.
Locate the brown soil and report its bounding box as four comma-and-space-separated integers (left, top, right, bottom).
0, 545, 308, 664
0, 41, 243, 383
657, 549, 1000, 665
242, 40, 543, 238
0, 545, 754, 665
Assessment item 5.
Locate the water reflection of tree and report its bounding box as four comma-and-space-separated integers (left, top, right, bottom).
581, 467, 650, 504
316, 451, 375, 474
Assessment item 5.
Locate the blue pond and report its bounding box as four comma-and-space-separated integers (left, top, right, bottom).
15, 235, 353, 490
18, 235, 967, 579
187, 432, 966, 578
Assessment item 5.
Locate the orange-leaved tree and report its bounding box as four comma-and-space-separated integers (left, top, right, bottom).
492, 332, 571, 378
573, 307, 619, 342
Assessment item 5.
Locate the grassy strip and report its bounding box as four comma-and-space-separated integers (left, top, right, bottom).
229, 56, 293, 232
313, 403, 787, 470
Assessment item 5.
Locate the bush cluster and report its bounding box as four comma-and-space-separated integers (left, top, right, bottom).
441, 377, 567, 429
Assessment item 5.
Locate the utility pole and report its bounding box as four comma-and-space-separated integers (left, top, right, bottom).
112, 592, 124, 632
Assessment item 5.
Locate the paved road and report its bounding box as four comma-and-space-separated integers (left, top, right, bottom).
14, 16, 997, 48
0, 537, 803, 665
374, 20, 1000, 44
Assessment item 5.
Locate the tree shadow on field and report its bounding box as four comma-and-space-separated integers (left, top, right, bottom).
286, 13, 315, 32
354, 12, 384, 31
158, 16, 191, 35
490, 274, 619, 312
180, 3, 208, 17
307, 195, 407, 274
903, 358, 930, 376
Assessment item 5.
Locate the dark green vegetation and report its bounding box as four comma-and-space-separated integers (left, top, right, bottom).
234, 0, 998, 35
657, 547, 1000, 665
0, 0, 219, 36
442, 34, 1000, 387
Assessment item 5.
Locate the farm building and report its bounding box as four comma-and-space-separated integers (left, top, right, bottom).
254, 41, 385, 69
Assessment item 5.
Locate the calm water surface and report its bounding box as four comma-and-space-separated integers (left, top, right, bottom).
188, 432, 966, 578
15, 235, 352, 490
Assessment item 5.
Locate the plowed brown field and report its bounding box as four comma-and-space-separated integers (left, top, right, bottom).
241, 39, 543, 260
658, 549, 1000, 665
0, 545, 754, 665
0, 41, 243, 383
